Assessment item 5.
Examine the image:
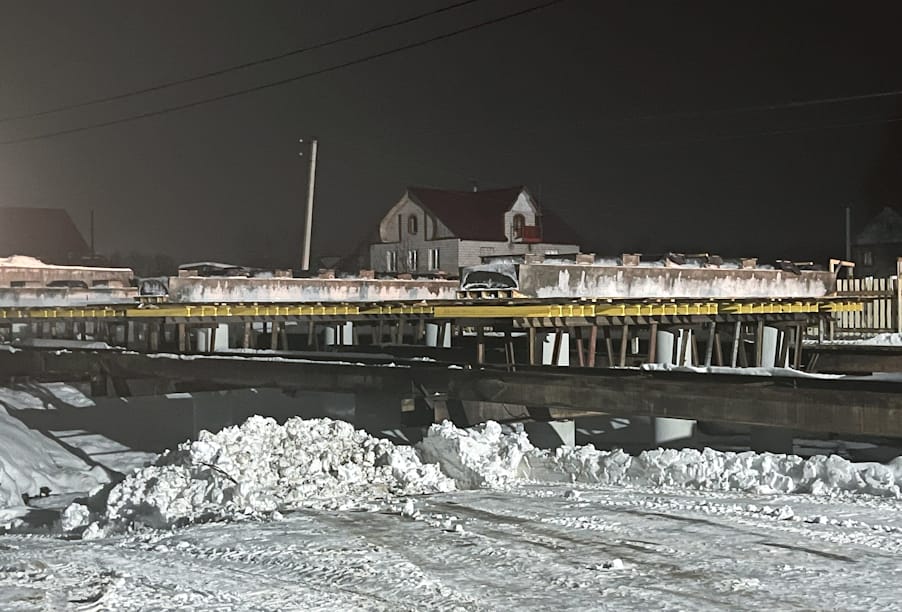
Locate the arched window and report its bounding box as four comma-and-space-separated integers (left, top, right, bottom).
512, 213, 525, 239
408, 214, 418, 235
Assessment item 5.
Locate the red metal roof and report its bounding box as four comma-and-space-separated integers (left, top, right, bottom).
406, 186, 581, 246
407, 186, 523, 241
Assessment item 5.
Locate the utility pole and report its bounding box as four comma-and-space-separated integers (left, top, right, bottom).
845, 205, 851, 262
300, 138, 318, 271
89, 209, 95, 258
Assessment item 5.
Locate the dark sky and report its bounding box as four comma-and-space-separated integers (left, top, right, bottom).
1, 0, 901, 268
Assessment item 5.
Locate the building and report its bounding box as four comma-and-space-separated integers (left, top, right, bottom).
852, 206, 902, 277
0, 207, 91, 265
369, 186, 581, 276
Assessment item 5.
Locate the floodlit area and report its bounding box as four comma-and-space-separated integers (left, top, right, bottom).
1, 386, 902, 610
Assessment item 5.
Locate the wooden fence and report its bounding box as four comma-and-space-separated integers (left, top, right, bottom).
834, 274, 901, 337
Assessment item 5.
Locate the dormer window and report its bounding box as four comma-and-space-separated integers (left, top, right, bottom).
512, 214, 525, 240
408, 214, 419, 235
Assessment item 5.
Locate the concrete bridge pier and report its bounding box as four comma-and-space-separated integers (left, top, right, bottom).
653, 328, 696, 446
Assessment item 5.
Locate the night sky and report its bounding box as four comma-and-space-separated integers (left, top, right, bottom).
1, 1, 901, 269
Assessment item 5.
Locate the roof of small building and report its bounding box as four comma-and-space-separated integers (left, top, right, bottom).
405, 186, 580, 244
854, 207, 902, 246
0, 207, 90, 264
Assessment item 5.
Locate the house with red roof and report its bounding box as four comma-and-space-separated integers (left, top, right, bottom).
370, 186, 581, 276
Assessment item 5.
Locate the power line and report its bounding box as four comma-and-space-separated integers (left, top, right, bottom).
0, 0, 482, 125
633, 114, 902, 148
623, 88, 902, 125
0, 0, 564, 145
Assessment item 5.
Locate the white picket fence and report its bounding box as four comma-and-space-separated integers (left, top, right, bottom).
834, 276, 901, 336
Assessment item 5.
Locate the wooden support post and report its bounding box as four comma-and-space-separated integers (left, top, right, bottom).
280, 323, 289, 351
243, 322, 252, 349
778, 326, 791, 367
574, 327, 585, 367
730, 322, 740, 367
677, 328, 689, 366
528, 326, 536, 365
270, 322, 278, 350
352, 323, 360, 346
149, 322, 160, 352
817, 318, 825, 343
437, 320, 447, 348
587, 324, 598, 368
713, 332, 724, 366
376, 320, 384, 345
618, 324, 629, 367
417, 318, 426, 344
476, 326, 486, 365
690, 331, 700, 367
793, 324, 804, 369
648, 322, 658, 364
396, 317, 405, 345
551, 328, 563, 366
208, 325, 217, 352
604, 326, 615, 367
738, 325, 750, 367
177, 324, 186, 353
755, 320, 765, 367
704, 322, 716, 367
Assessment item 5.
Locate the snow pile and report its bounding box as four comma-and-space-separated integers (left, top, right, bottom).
852, 332, 902, 346
418, 422, 902, 498
418, 421, 534, 488
0, 405, 107, 508
0, 255, 48, 268
97, 416, 454, 530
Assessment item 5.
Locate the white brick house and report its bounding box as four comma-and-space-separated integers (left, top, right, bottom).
370, 186, 580, 276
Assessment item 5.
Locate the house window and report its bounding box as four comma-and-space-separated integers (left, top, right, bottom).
407, 249, 418, 271
863, 251, 873, 266
544, 249, 559, 256
385, 250, 398, 272
408, 214, 418, 235
428, 248, 440, 270
479, 246, 495, 256
512, 213, 525, 239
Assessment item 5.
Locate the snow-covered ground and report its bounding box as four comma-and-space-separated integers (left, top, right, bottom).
1, 411, 902, 609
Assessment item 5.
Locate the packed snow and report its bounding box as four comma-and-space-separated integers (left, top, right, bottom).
3, 411, 902, 609
0, 403, 107, 509
49, 417, 902, 539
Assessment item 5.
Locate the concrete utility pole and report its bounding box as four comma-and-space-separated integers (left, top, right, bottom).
845, 205, 852, 262
301, 138, 318, 271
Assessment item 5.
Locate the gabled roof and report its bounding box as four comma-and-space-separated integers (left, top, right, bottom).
0, 207, 90, 264
407, 186, 525, 241
855, 207, 902, 246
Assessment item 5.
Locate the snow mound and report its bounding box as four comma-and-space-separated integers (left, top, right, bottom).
418, 421, 534, 488
418, 422, 902, 498
0, 405, 108, 508
99, 416, 454, 529
0, 255, 48, 268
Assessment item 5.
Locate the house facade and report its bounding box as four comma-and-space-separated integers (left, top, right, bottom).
852, 207, 902, 277
369, 186, 580, 276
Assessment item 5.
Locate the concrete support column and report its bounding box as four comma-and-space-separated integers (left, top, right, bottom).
324, 322, 354, 346
761, 326, 786, 368
541, 331, 569, 366
653, 328, 696, 446
195, 324, 230, 353
525, 419, 575, 449
425, 322, 451, 348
